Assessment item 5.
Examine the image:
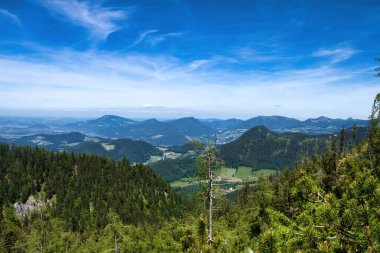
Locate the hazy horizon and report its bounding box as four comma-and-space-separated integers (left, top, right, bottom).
0, 108, 370, 121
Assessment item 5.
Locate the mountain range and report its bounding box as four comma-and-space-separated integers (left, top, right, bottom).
0, 115, 369, 146
64, 115, 368, 145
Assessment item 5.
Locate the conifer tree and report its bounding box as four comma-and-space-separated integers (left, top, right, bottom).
339, 128, 345, 154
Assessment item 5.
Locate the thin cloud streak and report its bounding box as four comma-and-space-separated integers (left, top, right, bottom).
0, 48, 378, 119
0, 9, 21, 25
130, 29, 158, 48
235, 47, 296, 62
313, 47, 359, 63
145, 32, 183, 46
35, 0, 127, 39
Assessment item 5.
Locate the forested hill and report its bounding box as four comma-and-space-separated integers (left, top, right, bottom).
12, 132, 162, 163
150, 126, 368, 182
0, 143, 182, 231
220, 125, 367, 169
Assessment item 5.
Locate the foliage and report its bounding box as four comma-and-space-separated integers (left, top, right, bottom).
168, 141, 203, 154
150, 156, 198, 182
72, 138, 163, 162
0, 144, 182, 233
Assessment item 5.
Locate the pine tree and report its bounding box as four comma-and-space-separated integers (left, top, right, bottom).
368, 93, 380, 171
339, 128, 345, 154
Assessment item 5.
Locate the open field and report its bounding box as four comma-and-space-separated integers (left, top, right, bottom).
252, 168, 278, 178
170, 180, 195, 188
171, 168, 279, 197
235, 166, 252, 180
213, 166, 278, 181
214, 167, 236, 178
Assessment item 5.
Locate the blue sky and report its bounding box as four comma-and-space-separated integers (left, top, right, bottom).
0, 0, 379, 119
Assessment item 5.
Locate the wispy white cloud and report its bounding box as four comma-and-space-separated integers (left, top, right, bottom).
313, 47, 358, 63
130, 29, 158, 48
145, 32, 183, 46
187, 56, 236, 71
0, 47, 378, 119
35, 0, 127, 39
0, 9, 21, 25
235, 47, 295, 62
188, 59, 211, 70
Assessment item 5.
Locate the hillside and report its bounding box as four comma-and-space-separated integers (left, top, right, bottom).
169, 117, 215, 137
220, 125, 367, 169
149, 126, 368, 182
11, 132, 162, 163
64, 116, 187, 146
0, 143, 182, 230
195, 116, 380, 252
201, 118, 244, 131
234, 116, 368, 134
238, 116, 302, 130
125, 119, 187, 146
150, 156, 198, 182
72, 138, 162, 162
17, 132, 88, 150
64, 115, 136, 136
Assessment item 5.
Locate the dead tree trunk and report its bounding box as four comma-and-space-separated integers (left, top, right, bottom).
115, 234, 118, 253
208, 156, 213, 245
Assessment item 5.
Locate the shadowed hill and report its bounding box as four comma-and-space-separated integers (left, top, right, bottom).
169, 117, 215, 137
11, 132, 162, 163
220, 125, 368, 169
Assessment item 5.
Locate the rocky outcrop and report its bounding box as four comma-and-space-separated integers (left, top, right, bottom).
13, 195, 46, 217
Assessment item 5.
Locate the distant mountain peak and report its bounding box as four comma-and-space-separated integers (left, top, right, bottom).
171, 116, 199, 122
236, 125, 273, 141
238, 116, 301, 129
305, 116, 333, 123
315, 116, 330, 120
143, 118, 160, 123
96, 115, 134, 122
65, 131, 86, 138
247, 125, 271, 133
169, 117, 214, 137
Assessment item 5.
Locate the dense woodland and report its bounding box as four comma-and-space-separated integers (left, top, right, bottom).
151, 156, 199, 182
220, 126, 367, 169
71, 138, 162, 163
150, 127, 367, 183
0, 94, 379, 252
0, 146, 183, 252
14, 132, 163, 163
